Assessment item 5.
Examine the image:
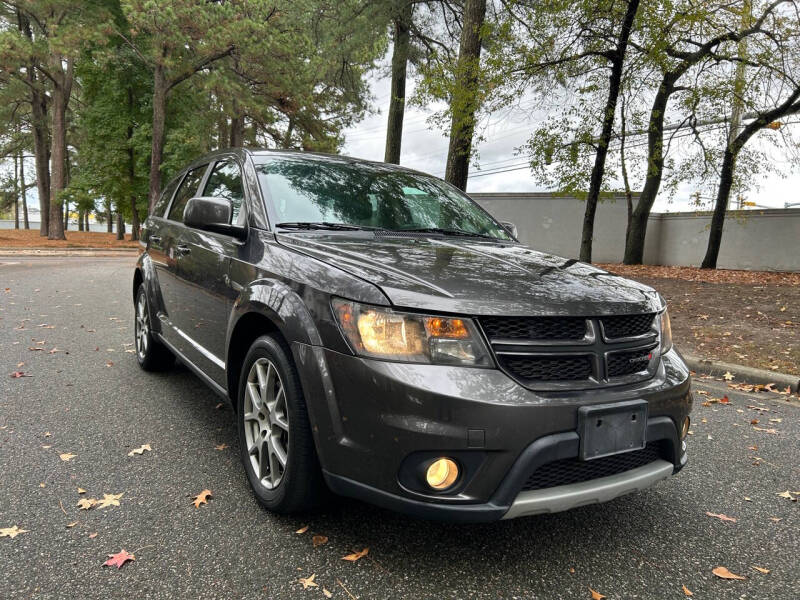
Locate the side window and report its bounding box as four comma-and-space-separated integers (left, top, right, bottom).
153, 176, 181, 218
203, 160, 244, 223
167, 165, 207, 222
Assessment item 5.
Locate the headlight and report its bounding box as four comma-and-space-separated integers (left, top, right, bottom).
660, 308, 673, 353
332, 299, 492, 367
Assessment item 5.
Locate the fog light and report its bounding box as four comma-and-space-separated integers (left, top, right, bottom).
681, 417, 690, 440
426, 458, 459, 490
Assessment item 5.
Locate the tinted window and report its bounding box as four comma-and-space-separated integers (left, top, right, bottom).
255, 158, 511, 240
153, 176, 181, 217
168, 165, 207, 222
203, 160, 244, 223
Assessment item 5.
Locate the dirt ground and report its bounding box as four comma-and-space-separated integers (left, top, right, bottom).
0, 229, 138, 248
600, 264, 800, 376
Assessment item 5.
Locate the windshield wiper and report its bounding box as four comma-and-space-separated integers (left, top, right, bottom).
398, 227, 500, 241
275, 222, 382, 232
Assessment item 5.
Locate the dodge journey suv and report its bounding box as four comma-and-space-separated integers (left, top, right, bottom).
133, 148, 692, 521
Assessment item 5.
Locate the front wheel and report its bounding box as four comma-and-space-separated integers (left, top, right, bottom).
237, 335, 327, 513
134, 285, 174, 371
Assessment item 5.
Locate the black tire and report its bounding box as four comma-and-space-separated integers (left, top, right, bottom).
134, 285, 174, 371
237, 334, 327, 513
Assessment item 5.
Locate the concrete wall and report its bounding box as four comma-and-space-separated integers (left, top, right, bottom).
472, 193, 800, 272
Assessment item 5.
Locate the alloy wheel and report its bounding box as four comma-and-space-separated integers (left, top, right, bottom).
244, 358, 289, 489
135, 293, 149, 359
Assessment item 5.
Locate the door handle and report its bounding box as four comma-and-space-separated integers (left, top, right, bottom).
150, 235, 162, 244
176, 244, 191, 256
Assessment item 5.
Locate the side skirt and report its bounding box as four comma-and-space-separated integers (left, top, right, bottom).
157, 333, 230, 401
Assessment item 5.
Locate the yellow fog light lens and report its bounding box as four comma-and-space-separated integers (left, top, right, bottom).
681, 417, 690, 440
426, 458, 459, 490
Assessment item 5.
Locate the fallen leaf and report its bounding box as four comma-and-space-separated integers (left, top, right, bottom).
313, 535, 328, 548
215, 402, 224, 410
750, 419, 759, 425
59, 453, 76, 462
752, 426, 778, 434
97, 493, 123, 509
712, 566, 746, 580
682, 584, 693, 596
777, 491, 797, 501
89, 532, 98, 539
723, 371, 735, 381
744, 496, 753, 502
214, 443, 228, 451
719, 395, 730, 404
751, 566, 770, 574
105, 361, 113, 368
705, 512, 737, 523
66, 521, 78, 528
10, 371, 32, 378
769, 517, 782, 522
298, 574, 318, 589
103, 549, 135, 569
127, 444, 151, 456
323, 588, 333, 598
0, 525, 28, 538
77, 488, 86, 494
295, 525, 309, 534
589, 589, 606, 600
78, 498, 97, 510
192, 489, 212, 508
342, 547, 369, 562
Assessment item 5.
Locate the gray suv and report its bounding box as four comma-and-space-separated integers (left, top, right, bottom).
133, 149, 692, 521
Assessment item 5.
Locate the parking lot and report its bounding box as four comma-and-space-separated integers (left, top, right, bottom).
1, 256, 798, 599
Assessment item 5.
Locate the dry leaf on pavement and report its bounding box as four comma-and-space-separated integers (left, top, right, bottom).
59, 453, 76, 462
777, 491, 797, 501
295, 525, 309, 534
682, 585, 693, 596
323, 588, 333, 598
192, 489, 212, 508
97, 493, 123, 509
102, 549, 135, 569
751, 566, 770, 574
214, 443, 228, 451
77, 487, 86, 494
589, 588, 606, 600
712, 566, 746, 580
0, 525, 28, 538
127, 444, 151, 456
78, 498, 97, 510
298, 574, 318, 589
312, 535, 328, 548
342, 547, 369, 562
705, 512, 737, 523
9, 371, 32, 378
723, 371, 735, 381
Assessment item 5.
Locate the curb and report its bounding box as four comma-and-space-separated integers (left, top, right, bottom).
0, 247, 138, 256
684, 353, 799, 393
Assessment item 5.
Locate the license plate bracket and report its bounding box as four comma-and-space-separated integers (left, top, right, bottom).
578, 400, 648, 460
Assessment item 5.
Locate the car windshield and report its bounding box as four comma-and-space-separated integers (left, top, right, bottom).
255, 157, 512, 241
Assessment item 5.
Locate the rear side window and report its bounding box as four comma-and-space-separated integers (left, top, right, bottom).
152, 176, 181, 217
203, 160, 244, 223
168, 165, 207, 222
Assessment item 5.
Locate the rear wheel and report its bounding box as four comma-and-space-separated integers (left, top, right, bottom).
237, 335, 326, 513
134, 285, 174, 371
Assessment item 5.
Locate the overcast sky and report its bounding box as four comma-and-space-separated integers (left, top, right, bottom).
341, 72, 800, 212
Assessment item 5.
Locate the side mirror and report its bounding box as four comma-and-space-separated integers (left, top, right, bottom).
184, 197, 247, 239
500, 221, 518, 239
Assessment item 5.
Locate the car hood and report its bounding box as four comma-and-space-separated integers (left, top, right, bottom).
276, 233, 663, 316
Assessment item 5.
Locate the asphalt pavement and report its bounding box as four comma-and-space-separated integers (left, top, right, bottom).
1, 256, 798, 599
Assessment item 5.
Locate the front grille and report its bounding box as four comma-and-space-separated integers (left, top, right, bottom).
607, 345, 657, 378
480, 316, 586, 340
522, 441, 666, 491
481, 314, 659, 388
600, 313, 655, 339
499, 355, 592, 382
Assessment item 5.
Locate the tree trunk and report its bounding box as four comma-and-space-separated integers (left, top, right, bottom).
84, 211, 90, 231
619, 100, 634, 244
18, 10, 50, 236
623, 78, 673, 264
20, 153, 29, 229
13, 153, 20, 229
283, 118, 295, 148
384, 2, 413, 164
63, 199, 69, 231
116, 211, 125, 241
48, 56, 72, 241
444, 0, 487, 191
78, 209, 84, 231
579, 0, 640, 263
148, 64, 168, 214
700, 147, 737, 269
107, 203, 113, 233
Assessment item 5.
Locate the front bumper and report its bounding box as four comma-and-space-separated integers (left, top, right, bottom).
293, 343, 692, 522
